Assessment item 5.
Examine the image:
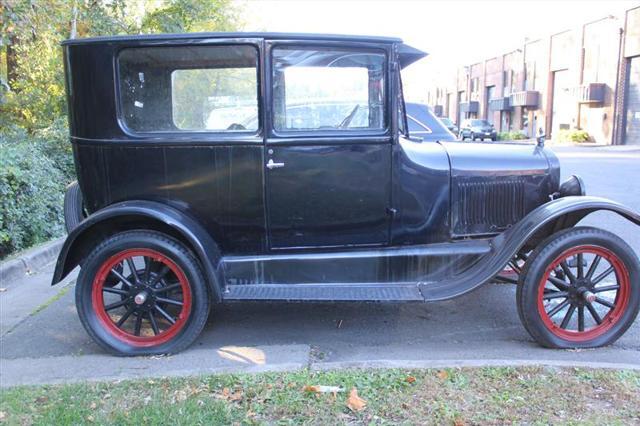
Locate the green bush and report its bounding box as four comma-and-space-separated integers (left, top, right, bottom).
497, 131, 528, 141
556, 129, 591, 143
0, 129, 66, 259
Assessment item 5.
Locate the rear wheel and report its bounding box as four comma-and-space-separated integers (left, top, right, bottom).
76, 230, 209, 356
517, 227, 639, 348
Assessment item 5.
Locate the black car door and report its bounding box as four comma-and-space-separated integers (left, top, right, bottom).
265, 42, 392, 249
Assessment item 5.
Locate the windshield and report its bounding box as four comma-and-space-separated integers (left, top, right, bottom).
470, 119, 491, 126
440, 117, 453, 126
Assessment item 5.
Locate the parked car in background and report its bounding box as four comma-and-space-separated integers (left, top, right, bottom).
438, 116, 459, 136
460, 119, 497, 141
405, 103, 456, 141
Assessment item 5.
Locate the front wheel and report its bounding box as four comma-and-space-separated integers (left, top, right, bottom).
76, 230, 210, 356
517, 227, 639, 348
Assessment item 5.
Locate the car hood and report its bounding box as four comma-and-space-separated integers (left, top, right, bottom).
439, 141, 561, 236
440, 141, 558, 178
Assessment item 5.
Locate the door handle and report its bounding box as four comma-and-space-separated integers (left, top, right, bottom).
266, 159, 285, 169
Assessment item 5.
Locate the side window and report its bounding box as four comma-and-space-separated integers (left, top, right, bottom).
272, 46, 386, 132
118, 45, 259, 133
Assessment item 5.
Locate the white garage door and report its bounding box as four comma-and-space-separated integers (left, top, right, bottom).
625, 57, 640, 145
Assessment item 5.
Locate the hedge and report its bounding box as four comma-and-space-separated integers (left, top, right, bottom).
0, 127, 68, 259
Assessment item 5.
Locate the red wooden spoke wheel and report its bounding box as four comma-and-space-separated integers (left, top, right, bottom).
92, 248, 193, 347
536, 245, 630, 342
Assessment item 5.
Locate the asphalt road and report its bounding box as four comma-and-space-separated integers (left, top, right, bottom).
1, 145, 639, 386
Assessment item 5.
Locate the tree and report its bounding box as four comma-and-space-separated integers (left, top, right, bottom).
0, 0, 242, 131
140, 0, 240, 34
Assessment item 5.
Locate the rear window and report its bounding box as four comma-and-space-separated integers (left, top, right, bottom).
118, 45, 259, 133
470, 119, 490, 126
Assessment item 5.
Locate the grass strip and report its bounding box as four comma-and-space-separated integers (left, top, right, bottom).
1, 366, 638, 425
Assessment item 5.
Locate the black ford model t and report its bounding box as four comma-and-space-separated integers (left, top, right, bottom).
54, 32, 640, 356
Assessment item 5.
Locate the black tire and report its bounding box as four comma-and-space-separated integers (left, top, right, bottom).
491, 136, 497, 141
64, 181, 86, 233
517, 227, 640, 349
76, 230, 210, 356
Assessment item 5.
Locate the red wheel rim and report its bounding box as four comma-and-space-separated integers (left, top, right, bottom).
91, 248, 192, 347
537, 245, 630, 342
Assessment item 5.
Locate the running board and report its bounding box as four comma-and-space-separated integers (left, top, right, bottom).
222, 283, 424, 302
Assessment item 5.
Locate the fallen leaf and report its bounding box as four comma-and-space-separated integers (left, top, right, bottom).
35, 396, 49, 404
405, 376, 416, 384
0, 411, 6, 420
402, 402, 409, 409
303, 385, 344, 393
437, 370, 449, 380
336, 319, 343, 329
454, 417, 466, 426
229, 391, 243, 401
173, 390, 187, 402
346, 388, 367, 412
90, 402, 97, 409
87, 415, 95, 422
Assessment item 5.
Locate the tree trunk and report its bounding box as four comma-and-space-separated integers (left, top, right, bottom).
6, 35, 19, 90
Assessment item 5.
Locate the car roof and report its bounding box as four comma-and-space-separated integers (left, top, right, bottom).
61, 31, 403, 46
61, 32, 427, 68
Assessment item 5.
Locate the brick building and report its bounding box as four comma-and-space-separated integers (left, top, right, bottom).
426, 6, 640, 145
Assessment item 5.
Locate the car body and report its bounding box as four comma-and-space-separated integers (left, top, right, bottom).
54, 32, 640, 356
405, 103, 456, 141
460, 118, 497, 141
438, 116, 458, 136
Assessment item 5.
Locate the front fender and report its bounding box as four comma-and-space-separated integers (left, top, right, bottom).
51, 200, 223, 301
420, 196, 640, 301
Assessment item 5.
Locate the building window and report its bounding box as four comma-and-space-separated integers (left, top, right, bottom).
502, 71, 509, 96
525, 62, 536, 91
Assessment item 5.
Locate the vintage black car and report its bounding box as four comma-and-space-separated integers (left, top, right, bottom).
53, 32, 640, 356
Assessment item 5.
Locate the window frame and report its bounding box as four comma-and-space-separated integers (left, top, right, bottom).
114, 40, 263, 141
266, 40, 391, 140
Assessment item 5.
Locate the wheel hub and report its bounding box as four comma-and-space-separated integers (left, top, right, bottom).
134, 291, 149, 305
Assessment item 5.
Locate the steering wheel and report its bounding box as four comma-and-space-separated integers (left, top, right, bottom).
338, 104, 360, 129
226, 123, 246, 131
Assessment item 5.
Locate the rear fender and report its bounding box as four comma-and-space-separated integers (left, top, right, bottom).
420, 196, 640, 301
51, 200, 223, 301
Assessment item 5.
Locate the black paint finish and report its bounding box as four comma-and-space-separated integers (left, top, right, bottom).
53, 32, 640, 303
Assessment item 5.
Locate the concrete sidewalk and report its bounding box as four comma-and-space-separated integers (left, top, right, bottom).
1, 145, 639, 388
0, 260, 77, 337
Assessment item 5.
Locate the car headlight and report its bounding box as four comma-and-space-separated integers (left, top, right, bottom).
559, 175, 586, 197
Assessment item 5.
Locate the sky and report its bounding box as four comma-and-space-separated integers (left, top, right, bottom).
240, 0, 639, 101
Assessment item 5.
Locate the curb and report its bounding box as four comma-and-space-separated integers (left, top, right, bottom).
1, 355, 638, 388
311, 358, 640, 372
0, 238, 65, 285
